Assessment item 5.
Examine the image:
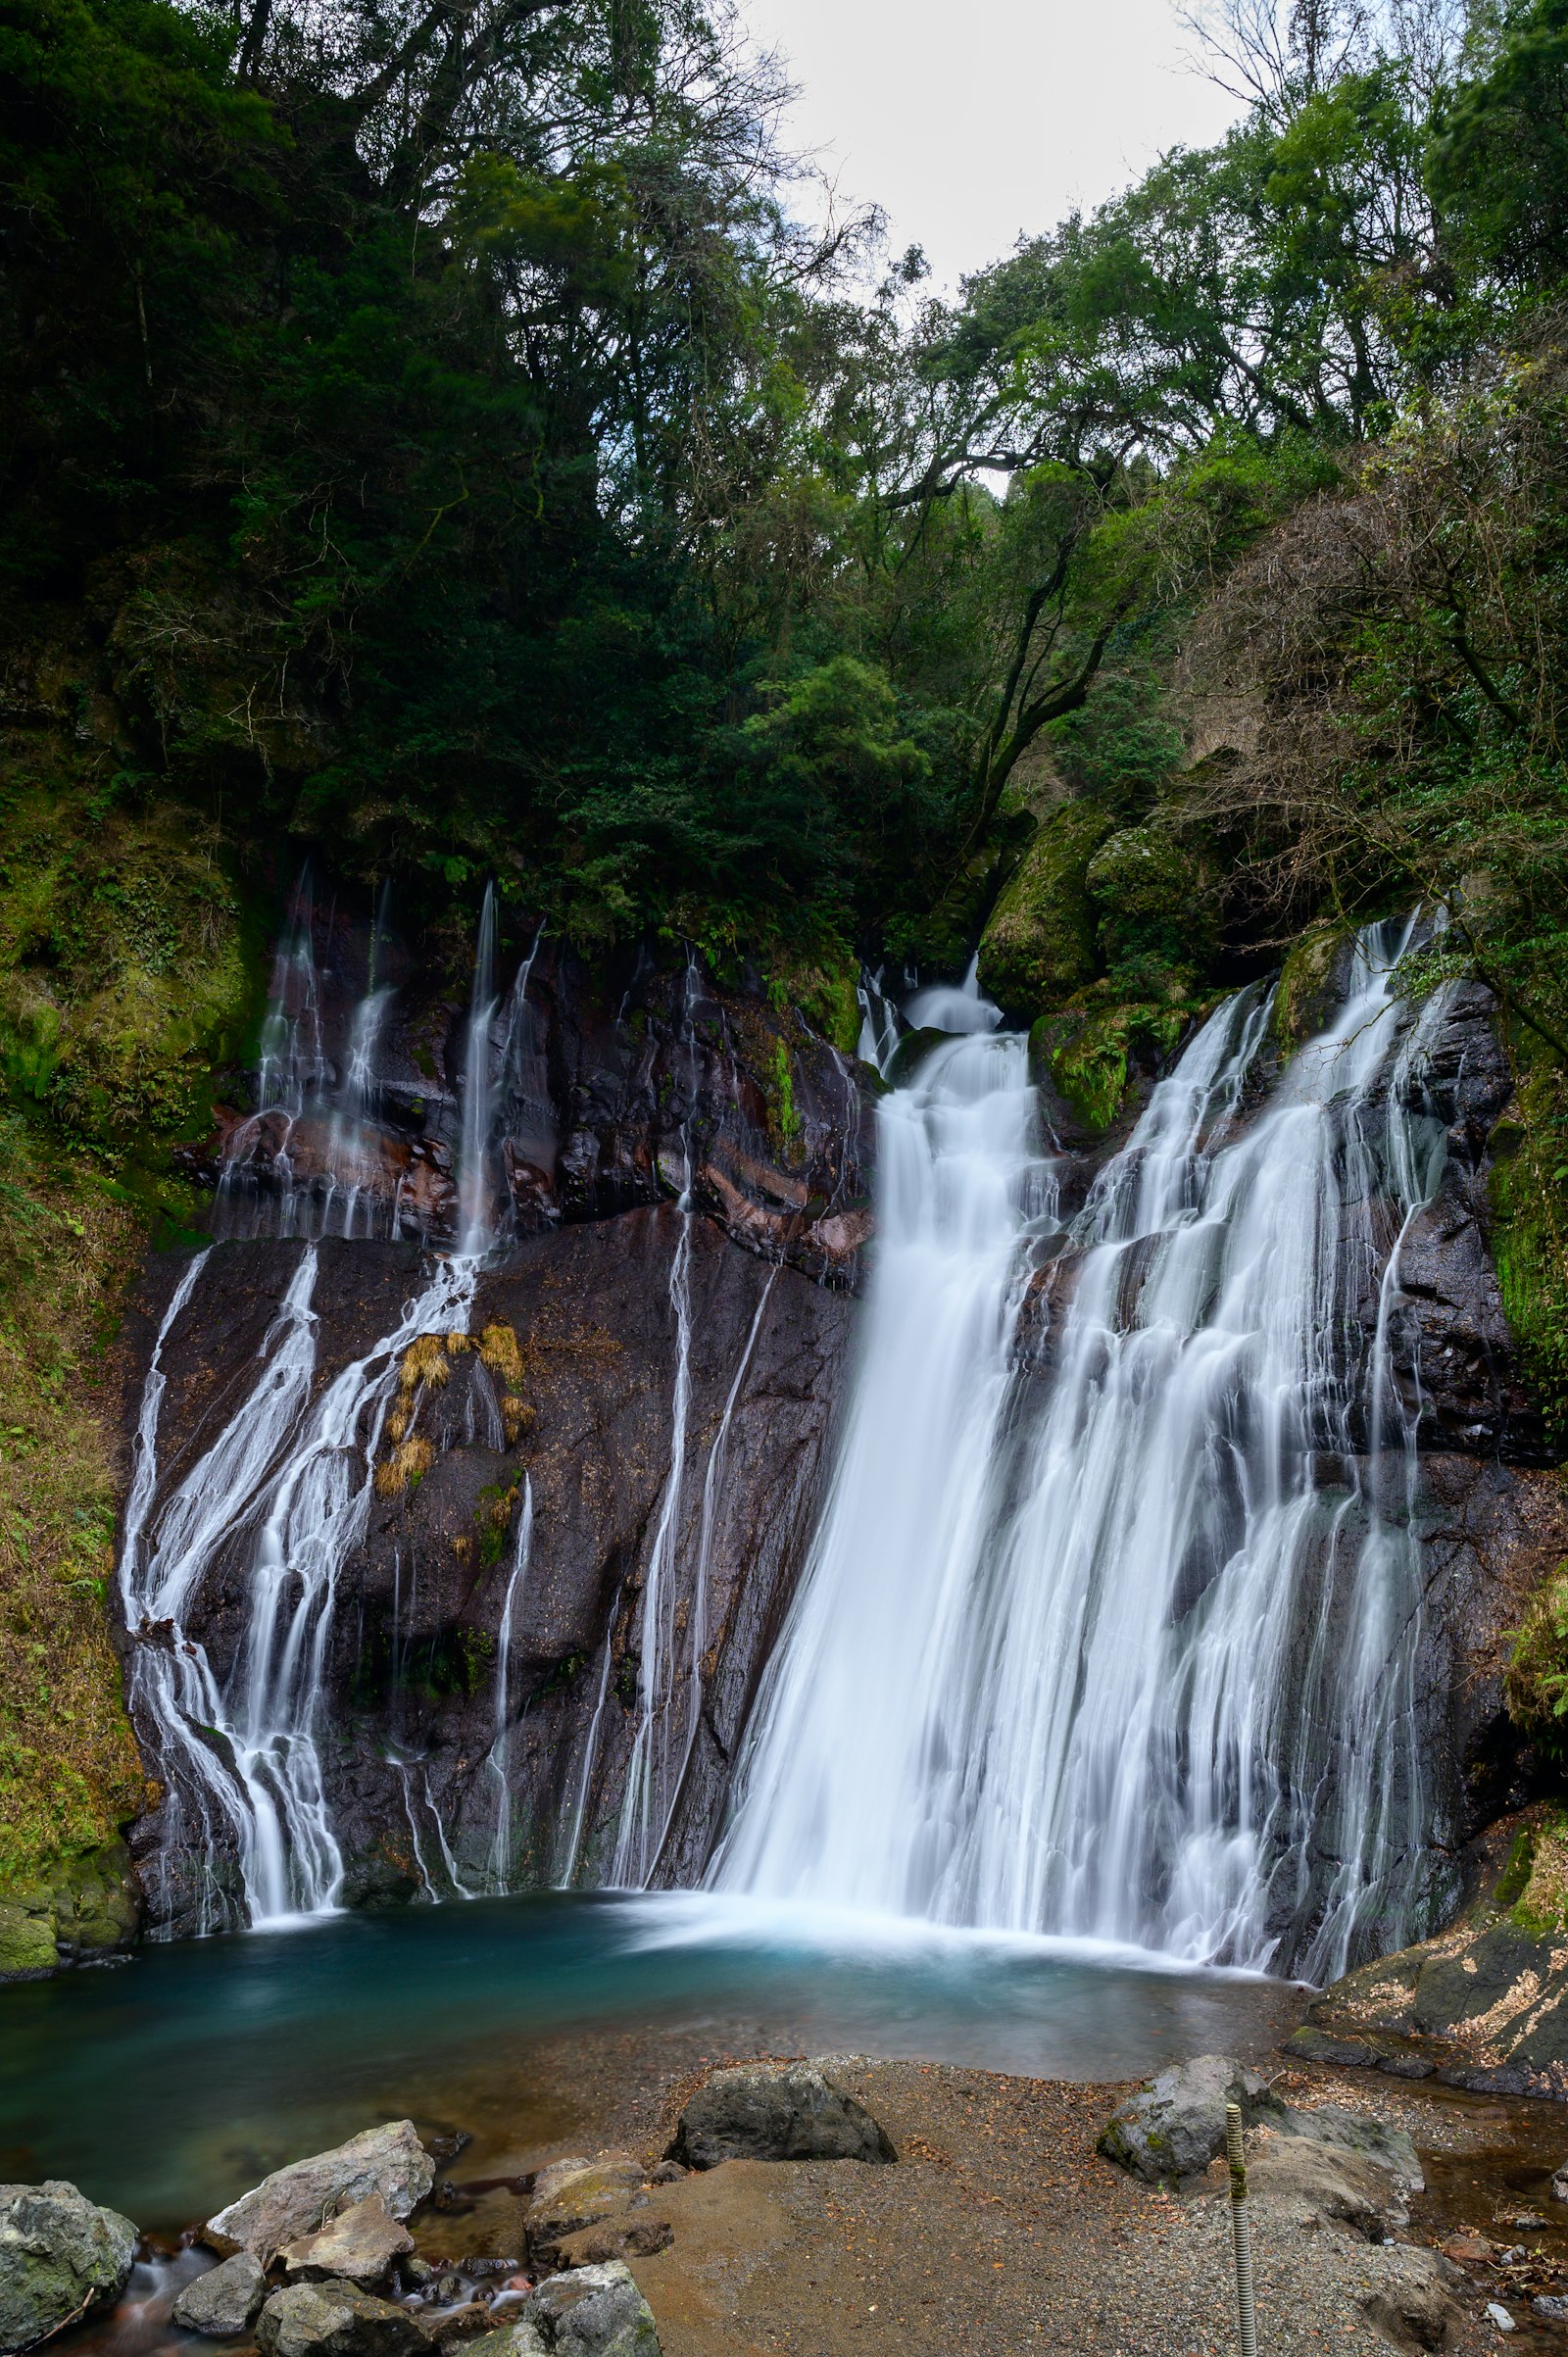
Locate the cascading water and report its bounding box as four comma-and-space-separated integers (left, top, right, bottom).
713, 922, 1453, 1979
217, 876, 403, 1243
487, 1473, 535, 1890
121, 902, 511, 1932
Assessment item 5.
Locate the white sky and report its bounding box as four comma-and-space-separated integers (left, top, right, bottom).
743, 0, 1246, 292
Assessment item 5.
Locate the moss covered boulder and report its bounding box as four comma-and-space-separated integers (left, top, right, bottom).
1029, 992, 1200, 1135
977, 801, 1116, 1021
0, 2180, 136, 2351
1084, 824, 1219, 976
0, 1842, 141, 1983
1273, 923, 1352, 1055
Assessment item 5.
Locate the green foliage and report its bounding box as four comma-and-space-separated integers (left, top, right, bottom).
1507, 1565, 1568, 1749
1491, 1057, 1568, 1445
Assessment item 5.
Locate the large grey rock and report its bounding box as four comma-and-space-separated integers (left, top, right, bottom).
528, 2264, 659, 2357
523, 2158, 646, 2271
667, 2064, 895, 2169
1277, 2102, 1424, 2192
256, 2280, 432, 2357
172, 2253, 269, 2335
1097, 2055, 1283, 2183
0, 2179, 137, 2352
282, 2196, 414, 2287
208, 2124, 434, 2262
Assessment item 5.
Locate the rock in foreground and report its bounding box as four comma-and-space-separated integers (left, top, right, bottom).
282, 2196, 414, 2287
0, 2180, 137, 2353
257, 2279, 431, 2357
1097, 2055, 1283, 2183
531, 2263, 660, 2357
172, 2253, 269, 2335
524, 2158, 646, 2271
207, 2123, 434, 2262
667, 2062, 895, 2169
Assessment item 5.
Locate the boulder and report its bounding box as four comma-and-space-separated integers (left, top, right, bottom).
528, 2263, 659, 2357
1276, 2102, 1424, 2192
256, 2280, 432, 2357
208, 2124, 434, 2262
1281, 2025, 1377, 2068
172, 2253, 269, 2335
282, 2197, 414, 2288
1096, 2055, 1283, 2184
0, 2179, 137, 2352
523, 2158, 645, 2271
666, 2063, 895, 2170
1359, 2246, 1459, 2352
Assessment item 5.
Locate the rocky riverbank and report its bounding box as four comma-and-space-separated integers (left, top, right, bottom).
17, 2033, 1568, 2357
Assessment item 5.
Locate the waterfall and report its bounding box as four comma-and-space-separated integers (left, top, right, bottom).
713, 922, 1452, 1979
122, 903, 510, 1933
457, 884, 501, 1255
216, 874, 401, 1243
488, 1473, 535, 1891
610, 956, 702, 1887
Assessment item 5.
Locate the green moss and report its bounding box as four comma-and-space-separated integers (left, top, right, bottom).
768, 947, 861, 1056
0, 778, 259, 1155
1084, 825, 1219, 977
1031, 990, 1202, 1134
1505, 1557, 1568, 1745
1489, 1057, 1568, 1444
1274, 923, 1350, 1055
977, 800, 1117, 1022
770, 1039, 801, 1147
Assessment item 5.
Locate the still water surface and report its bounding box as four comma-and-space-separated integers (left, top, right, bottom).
0, 1891, 1304, 2227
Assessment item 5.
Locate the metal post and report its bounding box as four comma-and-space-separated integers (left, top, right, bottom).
1226, 2099, 1258, 2357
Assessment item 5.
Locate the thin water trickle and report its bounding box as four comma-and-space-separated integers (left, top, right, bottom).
715, 923, 1452, 1978
122, 899, 513, 1933
488, 1473, 535, 1890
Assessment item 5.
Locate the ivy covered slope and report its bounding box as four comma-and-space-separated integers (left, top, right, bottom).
0, 627, 256, 1975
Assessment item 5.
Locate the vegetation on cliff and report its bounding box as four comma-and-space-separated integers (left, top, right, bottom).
10, 0, 1568, 1904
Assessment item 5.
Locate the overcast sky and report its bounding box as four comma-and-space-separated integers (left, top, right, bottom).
742, 0, 1246, 292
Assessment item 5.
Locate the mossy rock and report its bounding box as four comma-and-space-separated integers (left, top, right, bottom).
1030, 994, 1197, 1135
0, 1840, 140, 1981
976, 800, 1117, 1022
1084, 825, 1219, 976
1274, 923, 1352, 1055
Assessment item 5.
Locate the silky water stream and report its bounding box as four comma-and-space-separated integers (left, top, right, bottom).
0, 914, 1470, 2230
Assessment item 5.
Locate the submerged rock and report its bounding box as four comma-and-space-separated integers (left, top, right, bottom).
1097, 2055, 1283, 2183
172, 2253, 269, 2335
524, 2158, 645, 2271
207, 2123, 434, 2263
256, 2280, 432, 2357
0, 2180, 137, 2353
667, 2063, 895, 2169
282, 2196, 414, 2288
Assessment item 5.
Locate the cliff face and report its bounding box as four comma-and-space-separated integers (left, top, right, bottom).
106, 914, 1565, 1967
123, 1213, 852, 1936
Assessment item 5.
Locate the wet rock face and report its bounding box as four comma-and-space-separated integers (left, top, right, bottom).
199, 917, 873, 1292
122, 1208, 853, 1933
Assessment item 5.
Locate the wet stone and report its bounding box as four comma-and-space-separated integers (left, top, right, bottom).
173, 2253, 269, 2335
209, 2125, 434, 2264
282, 2196, 414, 2289
256, 2280, 433, 2357
524, 2158, 645, 2270
667, 2063, 895, 2169
0, 2180, 138, 2355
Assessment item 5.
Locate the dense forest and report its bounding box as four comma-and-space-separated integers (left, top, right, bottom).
6, 0, 1568, 1886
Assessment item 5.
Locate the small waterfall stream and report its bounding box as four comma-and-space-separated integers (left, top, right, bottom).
713, 923, 1452, 1979
122, 904, 509, 1930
